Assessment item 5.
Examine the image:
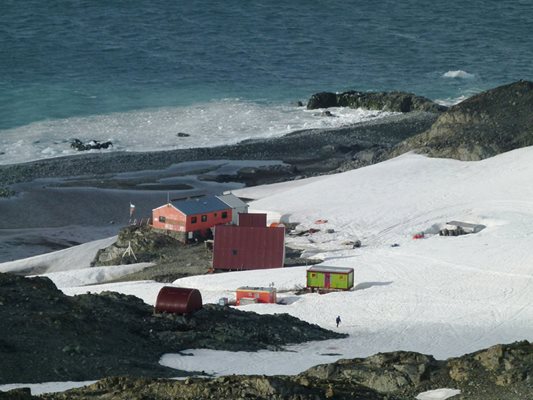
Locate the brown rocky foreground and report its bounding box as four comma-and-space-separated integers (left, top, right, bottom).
0, 273, 345, 385
1, 341, 531, 400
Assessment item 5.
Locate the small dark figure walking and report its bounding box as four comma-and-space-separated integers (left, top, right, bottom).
336, 315, 341, 327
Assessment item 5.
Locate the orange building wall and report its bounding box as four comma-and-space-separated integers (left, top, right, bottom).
152, 204, 232, 234
236, 289, 277, 305
152, 205, 186, 231
184, 209, 232, 233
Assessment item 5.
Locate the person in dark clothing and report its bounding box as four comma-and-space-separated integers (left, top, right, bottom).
336, 315, 341, 327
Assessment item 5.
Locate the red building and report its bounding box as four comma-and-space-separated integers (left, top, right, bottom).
236, 286, 277, 305
213, 225, 285, 270
152, 195, 232, 240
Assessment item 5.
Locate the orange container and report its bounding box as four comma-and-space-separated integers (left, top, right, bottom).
236, 286, 277, 305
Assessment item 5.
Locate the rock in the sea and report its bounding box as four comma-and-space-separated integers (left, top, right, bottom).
70, 138, 113, 151
306, 92, 338, 109
307, 90, 447, 113
390, 80, 533, 160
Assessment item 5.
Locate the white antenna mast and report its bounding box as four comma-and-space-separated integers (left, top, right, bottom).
122, 241, 137, 261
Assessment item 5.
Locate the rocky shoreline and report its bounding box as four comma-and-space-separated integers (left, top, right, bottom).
2, 81, 530, 194
0, 111, 438, 189
2, 80, 532, 189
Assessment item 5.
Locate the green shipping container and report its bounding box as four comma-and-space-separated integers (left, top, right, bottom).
306, 266, 354, 290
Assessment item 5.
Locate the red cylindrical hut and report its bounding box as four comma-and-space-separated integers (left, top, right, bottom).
155, 287, 203, 315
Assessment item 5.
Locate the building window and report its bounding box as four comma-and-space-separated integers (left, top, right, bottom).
232, 249, 238, 256
191, 216, 197, 224
214, 213, 217, 217
201, 215, 207, 222
158, 216, 166, 223
222, 211, 228, 219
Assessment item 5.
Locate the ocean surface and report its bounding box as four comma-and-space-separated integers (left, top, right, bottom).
1, 0, 532, 165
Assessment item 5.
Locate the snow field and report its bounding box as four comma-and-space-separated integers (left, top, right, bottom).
1, 148, 532, 384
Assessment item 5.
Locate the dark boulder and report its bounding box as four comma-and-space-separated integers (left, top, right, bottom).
307, 90, 446, 113
70, 138, 113, 151
306, 92, 338, 109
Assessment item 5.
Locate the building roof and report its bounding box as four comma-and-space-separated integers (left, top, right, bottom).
213, 225, 285, 270
237, 286, 276, 293
217, 193, 248, 209
307, 266, 354, 274
446, 221, 484, 229
170, 195, 230, 216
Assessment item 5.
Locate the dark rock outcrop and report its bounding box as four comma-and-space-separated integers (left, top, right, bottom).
391, 80, 533, 160
447, 341, 533, 388
0, 273, 345, 384
46, 375, 389, 400
40, 341, 533, 400
92, 225, 186, 267
302, 341, 533, 399
304, 351, 442, 395
307, 91, 447, 113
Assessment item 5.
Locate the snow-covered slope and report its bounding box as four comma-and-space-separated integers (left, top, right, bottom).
0, 236, 117, 275
166, 149, 533, 374
2, 148, 532, 379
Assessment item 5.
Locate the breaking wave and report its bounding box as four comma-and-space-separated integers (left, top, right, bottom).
442, 70, 475, 79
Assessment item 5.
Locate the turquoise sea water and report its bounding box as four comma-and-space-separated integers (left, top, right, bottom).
1, 1, 532, 145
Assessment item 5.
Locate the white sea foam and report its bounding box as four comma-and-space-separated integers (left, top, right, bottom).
0, 100, 396, 165
442, 70, 475, 79
434, 95, 467, 106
